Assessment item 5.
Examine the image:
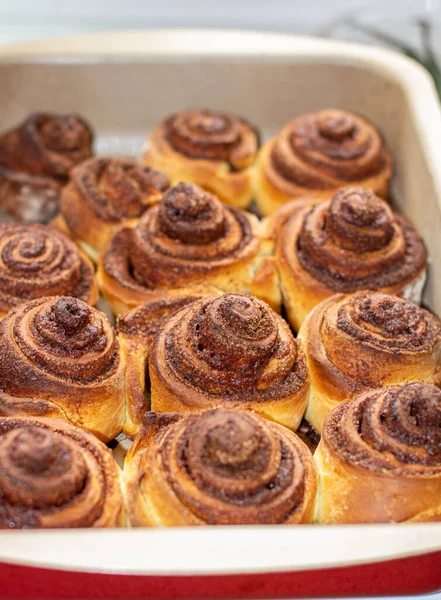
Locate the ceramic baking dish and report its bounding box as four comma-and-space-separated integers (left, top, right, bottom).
0, 29, 441, 599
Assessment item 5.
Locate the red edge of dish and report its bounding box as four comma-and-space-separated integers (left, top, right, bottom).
1, 549, 440, 599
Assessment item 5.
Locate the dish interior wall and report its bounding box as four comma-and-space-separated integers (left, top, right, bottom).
0, 58, 439, 314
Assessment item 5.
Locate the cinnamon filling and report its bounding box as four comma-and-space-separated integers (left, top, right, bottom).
102, 182, 256, 290
73, 157, 170, 222
0, 224, 94, 308
0, 419, 107, 528
164, 109, 258, 170
39, 115, 91, 155
325, 189, 394, 251
296, 188, 426, 291
269, 109, 387, 188
335, 292, 439, 350
325, 383, 441, 473
0, 112, 93, 180
157, 183, 225, 244
10, 297, 119, 383
162, 294, 307, 401
158, 410, 306, 524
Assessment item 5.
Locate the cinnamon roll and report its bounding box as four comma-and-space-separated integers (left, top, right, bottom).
98, 182, 280, 315
149, 293, 309, 431
125, 409, 317, 526
0, 113, 93, 223
0, 296, 125, 442
0, 417, 124, 528
0, 223, 97, 317
269, 187, 427, 330
298, 291, 441, 433
315, 383, 441, 523
142, 109, 259, 209
118, 289, 221, 436
56, 157, 170, 261
255, 109, 392, 215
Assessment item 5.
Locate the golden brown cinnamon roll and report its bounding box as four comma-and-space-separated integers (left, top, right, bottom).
98, 182, 280, 315
125, 409, 317, 526
315, 383, 441, 523
0, 113, 93, 223
255, 109, 392, 215
56, 157, 170, 261
269, 187, 427, 330
149, 293, 309, 431
0, 296, 125, 442
0, 417, 124, 528
118, 289, 221, 436
298, 291, 441, 433
142, 109, 259, 209
0, 223, 97, 317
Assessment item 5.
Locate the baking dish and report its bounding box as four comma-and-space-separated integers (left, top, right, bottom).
0, 28, 441, 599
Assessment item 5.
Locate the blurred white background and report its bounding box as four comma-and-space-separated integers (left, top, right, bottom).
0, 0, 379, 42
0, 0, 438, 47
1, 0, 441, 72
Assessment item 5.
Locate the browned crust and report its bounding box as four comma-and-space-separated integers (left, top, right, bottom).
255, 109, 393, 216
149, 294, 309, 431
0, 296, 125, 442
142, 109, 260, 209
299, 292, 441, 432
0, 392, 68, 419
273, 192, 426, 331
0, 223, 98, 317
97, 193, 280, 315
60, 157, 170, 253
128, 203, 260, 288
315, 384, 441, 523
0, 113, 93, 178
0, 113, 93, 223
125, 408, 317, 526
97, 228, 222, 316
118, 290, 222, 437
0, 416, 124, 528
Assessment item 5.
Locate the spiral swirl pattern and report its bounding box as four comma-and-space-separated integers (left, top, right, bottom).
137, 409, 316, 525
301, 291, 441, 434
296, 188, 426, 292
121, 182, 258, 288
0, 297, 124, 441
36, 114, 92, 171
336, 292, 438, 351
325, 383, 441, 474
152, 293, 307, 401
270, 109, 390, 189
69, 157, 170, 222
0, 224, 95, 311
315, 291, 441, 386
0, 418, 122, 528
8, 297, 119, 383
163, 109, 258, 169
0, 113, 93, 179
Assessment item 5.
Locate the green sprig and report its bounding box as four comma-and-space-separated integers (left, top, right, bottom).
345, 17, 441, 99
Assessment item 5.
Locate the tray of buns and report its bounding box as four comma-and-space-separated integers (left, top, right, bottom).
0, 29, 441, 599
